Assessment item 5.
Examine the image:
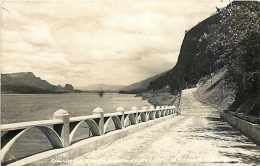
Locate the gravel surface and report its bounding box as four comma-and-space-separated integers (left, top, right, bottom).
72, 88, 260, 166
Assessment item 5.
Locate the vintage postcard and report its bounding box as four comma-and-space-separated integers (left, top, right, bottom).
1, 0, 260, 165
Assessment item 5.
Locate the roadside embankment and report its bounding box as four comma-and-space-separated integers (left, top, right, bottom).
221, 111, 260, 145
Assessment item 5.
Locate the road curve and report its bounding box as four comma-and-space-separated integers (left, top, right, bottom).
73, 88, 260, 166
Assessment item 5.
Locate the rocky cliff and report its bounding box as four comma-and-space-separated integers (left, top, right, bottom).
137, 1, 260, 117
1, 72, 75, 94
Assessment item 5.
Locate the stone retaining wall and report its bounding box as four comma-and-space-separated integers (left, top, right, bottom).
221, 112, 260, 145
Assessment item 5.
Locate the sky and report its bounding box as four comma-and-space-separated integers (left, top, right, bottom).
1, 0, 230, 87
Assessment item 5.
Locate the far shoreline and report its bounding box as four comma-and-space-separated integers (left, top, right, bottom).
1, 91, 125, 95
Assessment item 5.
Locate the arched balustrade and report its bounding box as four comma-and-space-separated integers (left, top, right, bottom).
137, 112, 148, 123
104, 116, 122, 133
69, 119, 100, 143
1, 126, 63, 165
1, 104, 177, 165
124, 113, 137, 127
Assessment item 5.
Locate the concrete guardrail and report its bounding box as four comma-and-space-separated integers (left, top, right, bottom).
0, 105, 178, 165
221, 111, 260, 145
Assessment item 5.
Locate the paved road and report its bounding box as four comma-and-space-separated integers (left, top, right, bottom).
73, 88, 260, 166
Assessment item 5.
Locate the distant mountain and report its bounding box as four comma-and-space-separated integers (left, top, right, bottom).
79, 84, 125, 92
1, 72, 75, 94
119, 71, 169, 94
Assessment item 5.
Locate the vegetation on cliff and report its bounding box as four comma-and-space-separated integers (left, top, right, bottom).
129, 1, 260, 118
196, 1, 260, 118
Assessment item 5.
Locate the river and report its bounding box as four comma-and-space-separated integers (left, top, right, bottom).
1, 93, 152, 124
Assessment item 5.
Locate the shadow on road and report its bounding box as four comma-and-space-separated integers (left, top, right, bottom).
184, 115, 260, 164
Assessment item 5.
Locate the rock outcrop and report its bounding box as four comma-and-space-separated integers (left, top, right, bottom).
126, 1, 260, 117
1, 72, 75, 94
64, 84, 74, 91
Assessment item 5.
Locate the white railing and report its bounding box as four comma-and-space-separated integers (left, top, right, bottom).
0, 105, 178, 165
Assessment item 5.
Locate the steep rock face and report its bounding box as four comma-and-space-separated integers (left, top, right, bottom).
148, 14, 221, 94
147, 1, 260, 117
1, 72, 75, 93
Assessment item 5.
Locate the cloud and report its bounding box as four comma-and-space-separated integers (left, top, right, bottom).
1, 0, 229, 87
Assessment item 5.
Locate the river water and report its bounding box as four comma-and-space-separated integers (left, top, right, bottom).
1, 93, 153, 164
1, 93, 152, 124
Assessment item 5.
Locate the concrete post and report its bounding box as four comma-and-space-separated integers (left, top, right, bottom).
142, 106, 148, 121
178, 91, 183, 115
116, 107, 125, 128
170, 106, 173, 115
156, 106, 160, 118
164, 106, 167, 116
173, 105, 176, 115
131, 106, 138, 124
149, 106, 155, 120
161, 106, 164, 117
53, 109, 70, 147
93, 107, 104, 135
